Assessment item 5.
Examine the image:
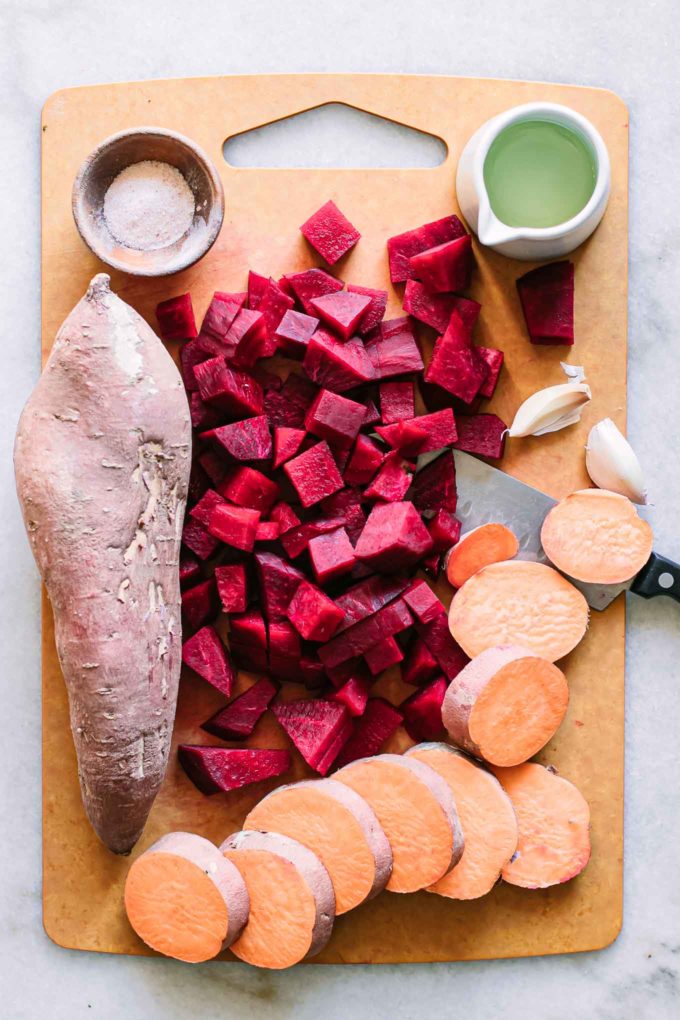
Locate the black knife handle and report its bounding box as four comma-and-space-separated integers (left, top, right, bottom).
631, 552, 680, 603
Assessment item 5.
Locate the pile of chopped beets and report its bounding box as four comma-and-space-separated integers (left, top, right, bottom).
156, 202, 509, 796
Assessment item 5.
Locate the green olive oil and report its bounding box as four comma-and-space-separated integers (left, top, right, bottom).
483, 120, 597, 228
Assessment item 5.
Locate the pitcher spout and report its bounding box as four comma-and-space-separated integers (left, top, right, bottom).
476, 203, 519, 249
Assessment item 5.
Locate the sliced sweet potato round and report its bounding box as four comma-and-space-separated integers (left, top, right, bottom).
406, 743, 518, 900
220, 830, 334, 969
124, 832, 249, 963
244, 778, 392, 914
445, 523, 519, 589
334, 753, 463, 893
541, 488, 653, 584
448, 560, 589, 662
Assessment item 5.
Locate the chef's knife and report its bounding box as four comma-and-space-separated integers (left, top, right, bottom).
453, 450, 680, 611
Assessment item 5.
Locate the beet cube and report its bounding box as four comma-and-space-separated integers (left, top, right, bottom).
287, 580, 345, 642
335, 575, 410, 633
189, 391, 223, 431
403, 281, 481, 334
265, 373, 318, 428
516, 260, 574, 345
284, 441, 343, 507
180, 334, 231, 391
181, 578, 217, 632
477, 347, 504, 399
423, 552, 443, 578
284, 268, 344, 315
403, 579, 445, 623
228, 309, 273, 366
258, 279, 295, 339
182, 625, 235, 697
269, 501, 302, 534
379, 381, 415, 424
327, 675, 371, 717
188, 459, 210, 505
272, 699, 352, 775
182, 517, 221, 561
156, 293, 197, 341
377, 408, 457, 455
255, 520, 280, 542
320, 487, 366, 544
452, 413, 507, 459
363, 453, 414, 502
303, 331, 375, 392
346, 284, 388, 335
300, 656, 327, 689
415, 613, 469, 681
401, 676, 447, 741
281, 516, 345, 559
255, 551, 306, 621
194, 357, 264, 417
364, 635, 404, 676
343, 434, 385, 486
274, 309, 320, 358
362, 398, 381, 427
272, 426, 306, 469
198, 450, 229, 487
179, 553, 202, 590
201, 292, 246, 342
380, 420, 428, 457
355, 501, 433, 571
208, 503, 260, 551
308, 527, 356, 584
300, 199, 360, 265
178, 746, 291, 795
310, 290, 372, 340
201, 678, 277, 740
268, 619, 302, 679
220, 465, 281, 514
401, 636, 439, 686
190, 488, 226, 528
334, 698, 403, 768
304, 388, 366, 448
365, 318, 424, 378
247, 270, 269, 310
424, 314, 487, 404
230, 608, 267, 650
215, 563, 248, 614
428, 509, 461, 551
210, 415, 272, 462
387, 214, 467, 283
319, 599, 413, 668
409, 234, 474, 294
410, 451, 457, 518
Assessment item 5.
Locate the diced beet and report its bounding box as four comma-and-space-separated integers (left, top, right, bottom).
281, 516, 345, 559
269, 501, 302, 534
209, 415, 272, 462
355, 501, 433, 571
230, 643, 268, 674
274, 309, 320, 359
380, 420, 428, 457
424, 312, 487, 404
516, 260, 574, 345
189, 391, 223, 431
318, 599, 413, 668
202, 678, 277, 740
272, 426, 306, 469
199, 452, 230, 490
215, 563, 248, 614
194, 357, 264, 417
403, 281, 481, 334
324, 658, 365, 687
284, 441, 344, 507
409, 234, 474, 294
334, 698, 404, 768
303, 331, 375, 392
428, 509, 461, 551
363, 453, 414, 503
401, 676, 447, 741
182, 517, 221, 561
327, 675, 371, 717
423, 551, 443, 578
188, 459, 210, 505
346, 284, 388, 335
308, 527, 356, 584
277, 275, 296, 300
272, 699, 352, 774
343, 434, 385, 486
335, 575, 409, 633
284, 268, 344, 315
401, 636, 439, 686
255, 551, 306, 621
255, 520, 280, 542
208, 503, 260, 551
362, 398, 381, 427
477, 347, 504, 399
403, 579, 445, 623
228, 309, 273, 366
264, 373, 318, 428
201, 292, 246, 342
364, 635, 404, 676
182, 625, 235, 697
287, 580, 345, 642
181, 579, 217, 632
230, 608, 267, 650
268, 619, 302, 679
320, 487, 366, 544
156, 293, 197, 341
410, 451, 457, 518
379, 381, 415, 424
329, 444, 351, 474
190, 488, 226, 528
387, 214, 467, 283
365, 317, 424, 378
258, 279, 295, 339
247, 270, 269, 310
415, 613, 469, 681
178, 746, 291, 795
300, 199, 360, 265
300, 656, 327, 689
304, 388, 366, 448
310, 290, 372, 340
220, 465, 281, 514
180, 334, 231, 391
179, 552, 202, 590
377, 408, 457, 454
452, 413, 507, 459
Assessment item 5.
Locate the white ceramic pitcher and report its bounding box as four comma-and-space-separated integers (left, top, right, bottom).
456, 102, 611, 261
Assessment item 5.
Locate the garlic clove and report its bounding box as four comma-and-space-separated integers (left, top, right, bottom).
585, 418, 647, 504
508, 382, 592, 438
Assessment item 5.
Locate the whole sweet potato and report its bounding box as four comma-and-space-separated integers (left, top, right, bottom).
15, 274, 191, 854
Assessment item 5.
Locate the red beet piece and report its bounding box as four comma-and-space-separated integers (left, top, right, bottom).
178, 746, 291, 795
284, 441, 344, 507
182, 625, 235, 697
181, 579, 218, 632
380, 420, 428, 457
179, 553, 201, 590
343, 434, 385, 486
281, 516, 345, 560
255, 551, 306, 621
516, 260, 574, 345
320, 487, 366, 544
334, 698, 404, 768
424, 312, 487, 404
365, 317, 424, 378
300, 199, 360, 265
387, 214, 467, 284
364, 635, 404, 676
310, 290, 372, 340
477, 347, 504, 399
364, 453, 414, 503
362, 398, 381, 426
199, 449, 229, 487
188, 459, 210, 505
215, 563, 248, 614
189, 391, 223, 431
182, 517, 221, 561
335, 575, 410, 634
410, 451, 457, 518
274, 309, 320, 359
220, 465, 281, 514
423, 552, 443, 578
272, 699, 352, 775
308, 527, 356, 584
401, 676, 447, 741
268, 619, 302, 680
428, 509, 461, 551
156, 293, 197, 341
303, 331, 375, 392
256, 520, 280, 542
264, 373, 318, 428
401, 636, 439, 686
228, 309, 273, 366
318, 599, 413, 668
287, 580, 345, 641
415, 613, 469, 681
346, 284, 388, 335
355, 501, 433, 571
379, 381, 415, 424
300, 656, 327, 689
269, 501, 301, 534
201, 292, 246, 342
284, 268, 344, 315
377, 408, 457, 454
208, 503, 260, 552
409, 234, 474, 294
403, 281, 481, 334
304, 388, 366, 449
194, 357, 264, 417
190, 488, 226, 528
230, 608, 268, 650
403, 579, 445, 624
202, 678, 277, 740
258, 279, 295, 339
180, 334, 231, 391
272, 426, 306, 469
452, 413, 507, 459
247, 270, 269, 310
327, 675, 371, 717
209, 415, 272, 462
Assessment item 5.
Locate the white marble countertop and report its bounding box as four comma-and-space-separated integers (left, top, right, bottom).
2, 1, 679, 1017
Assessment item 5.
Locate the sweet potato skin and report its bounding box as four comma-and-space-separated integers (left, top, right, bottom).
14, 275, 191, 854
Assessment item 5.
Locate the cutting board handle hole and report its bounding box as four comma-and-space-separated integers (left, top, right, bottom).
223, 102, 448, 169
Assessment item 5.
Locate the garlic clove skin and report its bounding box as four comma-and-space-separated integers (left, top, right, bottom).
586, 418, 647, 504
508, 382, 592, 439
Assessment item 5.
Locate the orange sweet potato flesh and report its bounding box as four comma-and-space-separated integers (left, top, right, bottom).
491, 762, 591, 888
541, 488, 653, 584
446, 523, 519, 589
407, 743, 518, 900
448, 560, 589, 662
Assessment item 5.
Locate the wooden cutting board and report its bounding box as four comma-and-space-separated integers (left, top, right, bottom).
40, 74, 628, 962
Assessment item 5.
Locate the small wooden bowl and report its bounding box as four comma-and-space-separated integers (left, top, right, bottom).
72, 127, 224, 277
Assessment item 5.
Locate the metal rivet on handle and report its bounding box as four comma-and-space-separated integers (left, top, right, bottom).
658, 572, 674, 589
